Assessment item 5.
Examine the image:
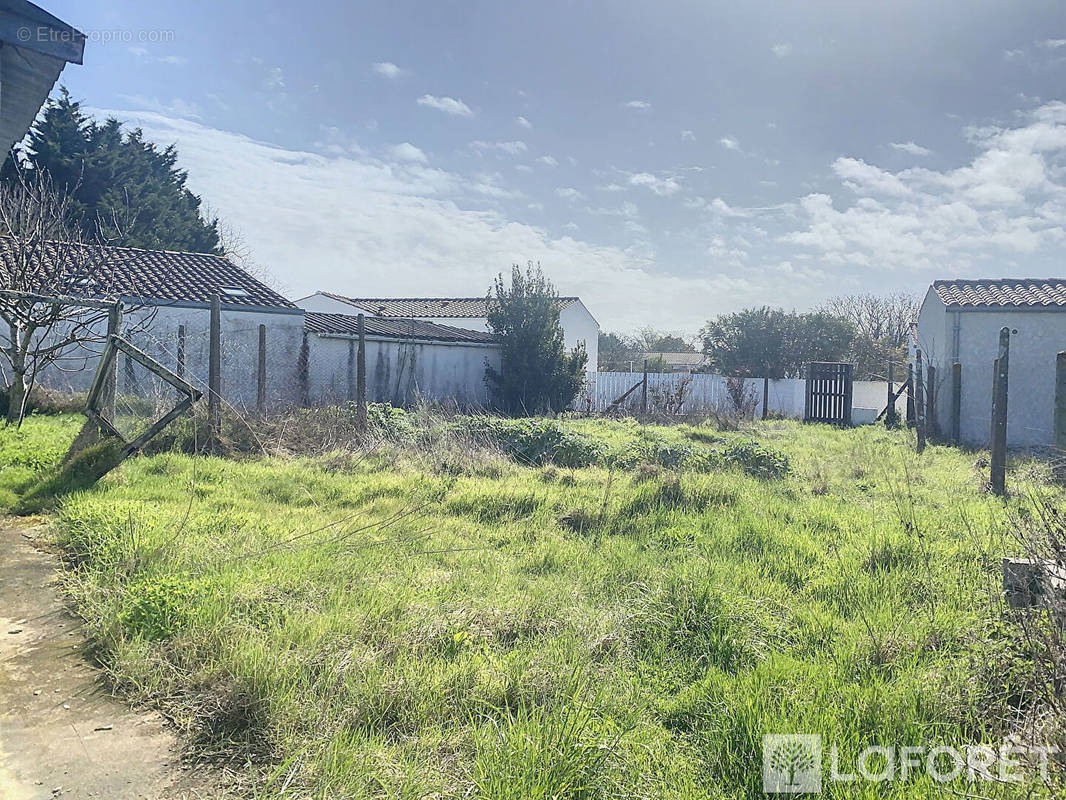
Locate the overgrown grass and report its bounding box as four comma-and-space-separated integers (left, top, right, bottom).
0, 413, 1061, 798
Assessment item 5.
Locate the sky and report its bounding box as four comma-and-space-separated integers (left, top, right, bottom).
39, 0, 1066, 333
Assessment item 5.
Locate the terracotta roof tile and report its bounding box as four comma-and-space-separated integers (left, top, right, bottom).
933, 279, 1066, 309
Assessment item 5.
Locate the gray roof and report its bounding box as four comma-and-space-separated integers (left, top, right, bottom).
317, 293, 579, 318
0, 237, 297, 310
304, 311, 497, 344
932, 279, 1066, 309
0, 1, 85, 155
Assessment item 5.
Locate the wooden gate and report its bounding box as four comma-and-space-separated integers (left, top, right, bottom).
803, 362, 853, 425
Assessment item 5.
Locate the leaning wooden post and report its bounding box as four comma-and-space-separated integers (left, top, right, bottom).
885, 360, 896, 428
951, 362, 962, 443
926, 364, 937, 440
641, 359, 648, 414
1056, 352, 1066, 449
256, 323, 267, 413
915, 350, 926, 453
356, 313, 367, 431
207, 293, 222, 452
762, 376, 769, 420
346, 338, 356, 402
990, 327, 1010, 496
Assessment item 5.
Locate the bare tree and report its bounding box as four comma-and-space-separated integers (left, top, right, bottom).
0, 169, 133, 425
821, 291, 919, 347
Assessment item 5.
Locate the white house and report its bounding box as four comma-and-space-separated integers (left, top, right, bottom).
297, 292, 600, 377
917, 278, 1066, 448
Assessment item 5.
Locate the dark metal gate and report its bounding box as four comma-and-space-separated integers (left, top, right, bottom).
803, 362, 854, 425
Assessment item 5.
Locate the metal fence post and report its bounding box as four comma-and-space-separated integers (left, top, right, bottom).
951, 362, 961, 443
356, 313, 367, 431
208, 293, 221, 451
257, 323, 267, 413
1056, 352, 1066, 449
915, 349, 926, 453
762, 376, 769, 420
885, 360, 896, 428
641, 359, 648, 414
926, 364, 937, 440
990, 327, 1010, 496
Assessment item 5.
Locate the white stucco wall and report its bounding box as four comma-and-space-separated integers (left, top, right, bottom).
306, 334, 500, 407
917, 289, 1066, 447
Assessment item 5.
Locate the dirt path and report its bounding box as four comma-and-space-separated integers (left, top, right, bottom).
0, 523, 219, 799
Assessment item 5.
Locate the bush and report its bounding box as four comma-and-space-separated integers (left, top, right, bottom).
609, 433, 713, 472
720, 440, 790, 479
118, 575, 200, 640
459, 417, 605, 468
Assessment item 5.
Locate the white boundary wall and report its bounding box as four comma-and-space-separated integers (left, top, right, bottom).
588, 372, 905, 421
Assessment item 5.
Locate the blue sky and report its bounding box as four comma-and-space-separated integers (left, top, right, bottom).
43, 0, 1066, 332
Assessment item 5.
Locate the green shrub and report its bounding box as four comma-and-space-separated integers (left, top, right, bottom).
118, 575, 200, 641
720, 440, 790, 479
459, 417, 605, 468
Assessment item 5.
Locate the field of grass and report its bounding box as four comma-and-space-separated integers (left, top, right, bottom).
1, 411, 1060, 798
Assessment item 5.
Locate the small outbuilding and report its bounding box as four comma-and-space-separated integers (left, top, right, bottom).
917, 278, 1066, 448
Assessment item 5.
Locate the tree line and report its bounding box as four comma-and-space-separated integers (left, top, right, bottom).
598, 292, 919, 380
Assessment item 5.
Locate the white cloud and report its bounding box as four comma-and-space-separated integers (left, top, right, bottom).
555, 187, 584, 201
719, 136, 740, 151
771, 43, 793, 58
85, 109, 762, 329
536, 155, 559, 167
784, 102, 1066, 271
471, 140, 528, 155
1039, 39, 1066, 49
623, 100, 652, 111
628, 172, 681, 197
117, 95, 201, 119
417, 94, 474, 117
516, 115, 532, 129
709, 197, 749, 218
681, 129, 696, 141
389, 142, 427, 163
598, 183, 626, 192
890, 141, 932, 156
372, 61, 405, 78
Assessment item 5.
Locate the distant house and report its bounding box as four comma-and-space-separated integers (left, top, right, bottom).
642, 352, 707, 373
297, 292, 600, 376
917, 278, 1066, 447
1, 1, 85, 154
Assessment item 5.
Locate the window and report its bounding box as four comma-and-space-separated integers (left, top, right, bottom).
220, 286, 250, 297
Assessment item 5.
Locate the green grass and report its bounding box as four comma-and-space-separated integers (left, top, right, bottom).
0, 412, 84, 507
0, 413, 1059, 798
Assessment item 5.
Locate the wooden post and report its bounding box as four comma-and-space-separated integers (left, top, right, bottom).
100, 302, 122, 421
990, 327, 1010, 496
951, 362, 962, 443
256, 324, 267, 413
639, 360, 648, 416
208, 293, 221, 451
915, 350, 926, 452
906, 363, 915, 426
842, 363, 854, 427
356, 314, 367, 431
176, 324, 186, 379
926, 364, 937, 440
347, 339, 356, 402
762, 376, 769, 420
297, 332, 310, 407
1056, 352, 1066, 448
885, 360, 895, 428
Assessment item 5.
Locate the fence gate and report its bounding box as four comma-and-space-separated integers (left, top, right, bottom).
803, 362, 853, 425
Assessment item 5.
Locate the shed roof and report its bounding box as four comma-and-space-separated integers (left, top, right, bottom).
932, 279, 1066, 310
316, 293, 579, 318
304, 312, 497, 344
0, 1, 86, 155
0, 236, 297, 311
